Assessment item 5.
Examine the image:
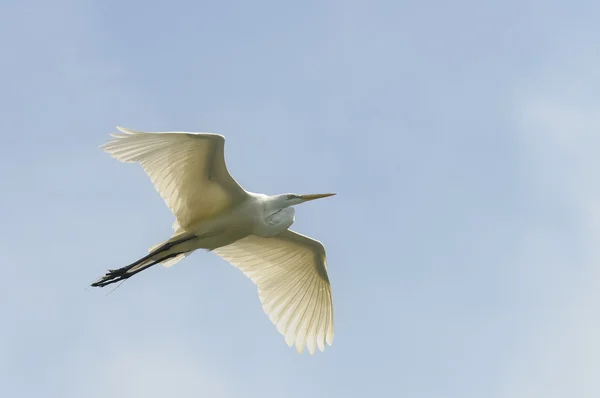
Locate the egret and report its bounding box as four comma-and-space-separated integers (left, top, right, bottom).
92, 127, 336, 354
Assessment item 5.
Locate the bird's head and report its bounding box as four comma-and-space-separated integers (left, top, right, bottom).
273, 192, 336, 209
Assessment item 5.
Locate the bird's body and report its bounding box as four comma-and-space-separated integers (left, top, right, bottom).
186, 192, 296, 245
134, 193, 296, 261
93, 127, 335, 354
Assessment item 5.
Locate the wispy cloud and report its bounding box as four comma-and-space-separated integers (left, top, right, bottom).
503, 42, 600, 398
60, 340, 231, 398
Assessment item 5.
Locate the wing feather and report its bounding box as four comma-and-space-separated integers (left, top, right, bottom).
214, 229, 334, 354
100, 127, 247, 230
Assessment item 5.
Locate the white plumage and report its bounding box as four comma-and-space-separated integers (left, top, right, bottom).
93, 127, 336, 354
215, 230, 334, 354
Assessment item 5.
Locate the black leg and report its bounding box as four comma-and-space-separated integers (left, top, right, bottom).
108, 234, 197, 275
91, 252, 181, 288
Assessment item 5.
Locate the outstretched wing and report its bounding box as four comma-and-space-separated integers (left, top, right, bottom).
214, 229, 334, 354
101, 127, 248, 231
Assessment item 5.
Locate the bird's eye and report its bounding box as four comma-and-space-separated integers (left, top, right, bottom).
287, 194, 296, 200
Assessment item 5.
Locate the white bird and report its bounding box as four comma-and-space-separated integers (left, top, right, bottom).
92, 127, 336, 354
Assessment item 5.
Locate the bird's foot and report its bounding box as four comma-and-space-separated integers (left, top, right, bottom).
91, 266, 132, 288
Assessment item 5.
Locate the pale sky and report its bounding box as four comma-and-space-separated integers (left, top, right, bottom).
2, 1, 600, 397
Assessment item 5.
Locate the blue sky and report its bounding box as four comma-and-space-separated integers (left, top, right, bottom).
2, 0, 600, 397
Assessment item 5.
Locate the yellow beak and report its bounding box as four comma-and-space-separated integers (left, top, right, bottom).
300, 193, 336, 202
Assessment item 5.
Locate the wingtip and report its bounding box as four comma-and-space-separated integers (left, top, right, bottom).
285, 333, 295, 347
326, 332, 334, 346
317, 339, 325, 352
97, 133, 123, 151
295, 339, 306, 354
115, 126, 138, 134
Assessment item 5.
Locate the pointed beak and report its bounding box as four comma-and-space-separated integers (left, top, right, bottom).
300, 193, 336, 202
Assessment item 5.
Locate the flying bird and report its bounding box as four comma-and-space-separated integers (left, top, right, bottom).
92, 127, 335, 354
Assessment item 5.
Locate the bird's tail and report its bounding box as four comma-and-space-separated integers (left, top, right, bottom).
91, 233, 197, 288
